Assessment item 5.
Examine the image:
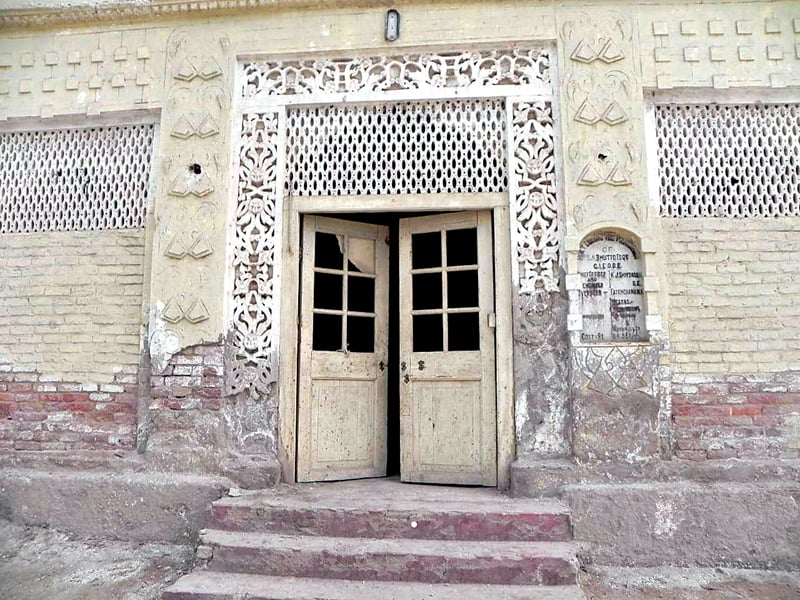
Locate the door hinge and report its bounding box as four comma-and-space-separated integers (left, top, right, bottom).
488, 312, 497, 328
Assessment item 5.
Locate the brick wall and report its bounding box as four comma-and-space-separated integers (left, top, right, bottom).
666, 218, 800, 460
0, 230, 145, 451
150, 344, 224, 412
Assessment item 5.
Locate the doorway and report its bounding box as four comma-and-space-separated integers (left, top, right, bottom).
295, 211, 497, 486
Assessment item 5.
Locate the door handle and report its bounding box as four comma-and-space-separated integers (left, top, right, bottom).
379, 360, 385, 371
403, 373, 410, 384
401, 361, 407, 371
417, 360, 425, 371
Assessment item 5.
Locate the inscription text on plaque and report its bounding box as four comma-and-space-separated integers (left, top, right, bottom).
578, 233, 646, 343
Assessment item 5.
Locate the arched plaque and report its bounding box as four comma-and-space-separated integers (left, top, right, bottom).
578, 233, 646, 343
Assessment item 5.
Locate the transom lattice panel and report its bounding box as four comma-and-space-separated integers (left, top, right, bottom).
0, 124, 154, 234
286, 100, 507, 196
656, 104, 800, 218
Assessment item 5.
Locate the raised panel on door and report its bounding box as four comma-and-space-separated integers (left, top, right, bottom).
297, 216, 389, 482
398, 211, 497, 485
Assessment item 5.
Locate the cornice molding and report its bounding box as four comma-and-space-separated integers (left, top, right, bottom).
0, 0, 385, 30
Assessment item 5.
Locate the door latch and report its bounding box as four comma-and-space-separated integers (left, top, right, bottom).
417, 360, 425, 371
403, 373, 410, 384
400, 361, 407, 371
379, 360, 385, 371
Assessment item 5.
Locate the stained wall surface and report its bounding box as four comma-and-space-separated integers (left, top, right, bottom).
666, 219, 800, 460
0, 230, 145, 451
0, 0, 797, 478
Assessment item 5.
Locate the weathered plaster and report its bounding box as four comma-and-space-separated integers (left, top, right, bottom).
571, 344, 663, 463
513, 291, 571, 459
148, 302, 181, 374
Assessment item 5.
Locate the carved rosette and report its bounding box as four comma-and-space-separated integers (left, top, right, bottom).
510, 101, 560, 294
227, 112, 280, 397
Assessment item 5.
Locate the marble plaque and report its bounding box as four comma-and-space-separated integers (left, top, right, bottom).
578, 234, 646, 343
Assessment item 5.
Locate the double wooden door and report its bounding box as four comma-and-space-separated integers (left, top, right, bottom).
296, 212, 497, 485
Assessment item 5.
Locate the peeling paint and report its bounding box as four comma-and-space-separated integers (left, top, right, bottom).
514, 291, 571, 459
148, 302, 181, 374
653, 500, 678, 538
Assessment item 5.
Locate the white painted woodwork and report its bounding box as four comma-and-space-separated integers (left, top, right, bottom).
398, 211, 497, 486
296, 216, 389, 482
0, 124, 154, 234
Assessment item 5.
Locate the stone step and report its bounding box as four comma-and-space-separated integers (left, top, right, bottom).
163, 572, 586, 599
211, 487, 571, 542
201, 529, 579, 586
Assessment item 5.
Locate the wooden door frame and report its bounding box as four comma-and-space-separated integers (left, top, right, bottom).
277, 193, 516, 489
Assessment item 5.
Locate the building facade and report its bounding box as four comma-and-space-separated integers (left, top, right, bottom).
0, 0, 799, 504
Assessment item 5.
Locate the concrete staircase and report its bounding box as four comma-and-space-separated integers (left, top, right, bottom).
163, 478, 583, 599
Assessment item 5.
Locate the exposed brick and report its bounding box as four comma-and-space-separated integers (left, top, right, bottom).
672, 372, 800, 461
730, 404, 762, 417
675, 450, 706, 461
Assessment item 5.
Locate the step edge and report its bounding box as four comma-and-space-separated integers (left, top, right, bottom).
202, 528, 582, 558
164, 571, 586, 595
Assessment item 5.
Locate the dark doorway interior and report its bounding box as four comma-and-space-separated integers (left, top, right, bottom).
308, 211, 454, 477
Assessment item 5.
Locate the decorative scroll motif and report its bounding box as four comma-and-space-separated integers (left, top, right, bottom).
162, 294, 210, 324
565, 71, 631, 126
242, 48, 551, 98
228, 112, 280, 396
572, 345, 654, 398
657, 103, 800, 218
561, 14, 631, 66
511, 101, 559, 294
286, 100, 507, 196
0, 124, 154, 234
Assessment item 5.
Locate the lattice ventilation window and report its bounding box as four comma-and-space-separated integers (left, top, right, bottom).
656, 104, 800, 218
286, 99, 507, 196
0, 124, 154, 234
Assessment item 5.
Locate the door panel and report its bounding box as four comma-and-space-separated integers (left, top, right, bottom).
297, 216, 389, 482
398, 211, 497, 485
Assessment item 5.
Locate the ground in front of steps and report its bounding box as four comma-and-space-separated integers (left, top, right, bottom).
0, 521, 193, 600
1, 521, 799, 600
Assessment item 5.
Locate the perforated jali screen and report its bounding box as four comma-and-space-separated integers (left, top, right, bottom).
286, 99, 507, 196
0, 124, 154, 234
656, 104, 800, 218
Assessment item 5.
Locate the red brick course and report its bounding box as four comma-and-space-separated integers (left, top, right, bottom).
672, 374, 800, 461
0, 370, 138, 451
150, 344, 224, 412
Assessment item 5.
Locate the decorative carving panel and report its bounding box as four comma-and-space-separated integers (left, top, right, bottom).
286, 100, 507, 196
657, 103, 800, 217
0, 124, 154, 234
228, 112, 280, 396
243, 48, 551, 98
559, 12, 643, 226
640, 12, 800, 89
572, 345, 655, 398
0, 29, 165, 120
233, 46, 560, 397
510, 101, 560, 294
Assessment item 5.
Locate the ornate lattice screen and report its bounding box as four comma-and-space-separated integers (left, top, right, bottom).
231, 46, 558, 397
286, 100, 507, 196
656, 104, 800, 218
0, 124, 154, 234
